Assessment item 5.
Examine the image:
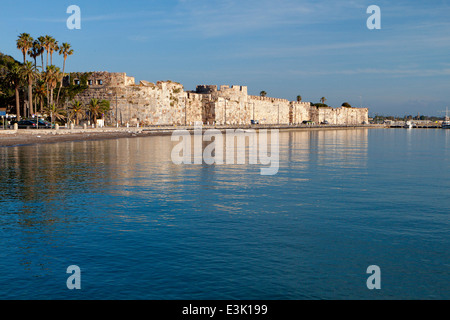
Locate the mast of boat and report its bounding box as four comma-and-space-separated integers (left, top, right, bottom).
438, 107, 449, 121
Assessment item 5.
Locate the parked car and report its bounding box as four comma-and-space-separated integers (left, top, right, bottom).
251, 120, 259, 125
35, 119, 53, 129
15, 119, 53, 129
321, 120, 329, 125
17, 120, 38, 129
302, 120, 314, 125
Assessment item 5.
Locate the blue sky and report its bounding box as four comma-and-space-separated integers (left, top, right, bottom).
1, 0, 449, 116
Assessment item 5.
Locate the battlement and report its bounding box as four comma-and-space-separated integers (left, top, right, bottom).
219, 85, 247, 93
196, 85, 218, 94
291, 101, 312, 107
68, 71, 135, 87
196, 85, 248, 96
249, 95, 290, 103
72, 71, 369, 126
187, 92, 204, 100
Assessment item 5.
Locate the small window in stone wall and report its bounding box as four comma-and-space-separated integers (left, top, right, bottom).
97, 80, 103, 85
88, 80, 93, 85
74, 79, 80, 85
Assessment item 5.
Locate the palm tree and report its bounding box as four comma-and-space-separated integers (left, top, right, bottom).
43, 35, 54, 68
44, 103, 66, 125
28, 44, 39, 68
28, 40, 45, 69
70, 100, 85, 125
43, 65, 61, 108
49, 38, 59, 66
16, 33, 34, 64
260, 91, 267, 97
297, 95, 302, 102
42, 36, 54, 108
88, 99, 110, 125
56, 43, 74, 106
34, 80, 47, 113
88, 98, 101, 125
320, 97, 327, 105
20, 61, 38, 116
5, 64, 23, 121
37, 36, 46, 70
28, 40, 43, 67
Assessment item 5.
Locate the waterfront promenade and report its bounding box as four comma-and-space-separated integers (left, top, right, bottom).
0, 124, 382, 147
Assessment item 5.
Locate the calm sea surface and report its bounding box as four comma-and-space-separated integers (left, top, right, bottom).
0, 128, 448, 300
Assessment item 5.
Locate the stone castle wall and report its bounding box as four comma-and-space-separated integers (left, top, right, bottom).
72, 72, 368, 126
248, 96, 291, 124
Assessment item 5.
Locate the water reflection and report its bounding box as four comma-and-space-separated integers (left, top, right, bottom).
285, 128, 368, 170
0, 129, 369, 280
0, 128, 370, 211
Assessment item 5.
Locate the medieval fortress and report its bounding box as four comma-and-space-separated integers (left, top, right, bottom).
72, 72, 369, 126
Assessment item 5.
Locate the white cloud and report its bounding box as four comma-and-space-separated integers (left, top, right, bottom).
172, 0, 363, 37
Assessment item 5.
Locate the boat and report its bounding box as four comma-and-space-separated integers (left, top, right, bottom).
404, 121, 413, 129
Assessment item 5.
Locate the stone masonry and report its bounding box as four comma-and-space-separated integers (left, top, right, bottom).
72, 72, 369, 126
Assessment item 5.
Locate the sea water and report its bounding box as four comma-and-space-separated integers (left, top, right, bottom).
0, 128, 448, 299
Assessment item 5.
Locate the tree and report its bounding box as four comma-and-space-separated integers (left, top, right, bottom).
342, 102, 352, 108
48, 38, 59, 66
34, 80, 47, 113
320, 97, 327, 104
43, 35, 54, 68
43, 65, 61, 108
28, 42, 39, 68
37, 36, 46, 71
16, 33, 34, 64
28, 40, 44, 69
56, 43, 74, 106
296, 95, 302, 102
16, 33, 34, 117
88, 98, 110, 125
5, 64, 23, 121
69, 100, 85, 125
312, 102, 329, 108
260, 91, 267, 97
20, 61, 38, 116
45, 103, 66, 125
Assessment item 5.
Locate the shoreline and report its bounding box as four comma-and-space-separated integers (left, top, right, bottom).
0, 125, 383, 147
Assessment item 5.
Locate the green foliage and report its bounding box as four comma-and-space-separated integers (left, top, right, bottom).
88, 98, 110, 122
44, 103, 66, 123
69, 100, 86, 124
342, 102, 352, 108
58, 72, 92, 103
0, 52, 22, 109
312, 103, 329, 108
100, 99, 110, 112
